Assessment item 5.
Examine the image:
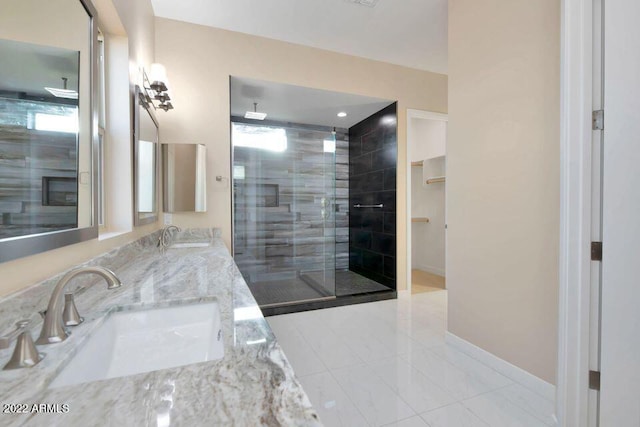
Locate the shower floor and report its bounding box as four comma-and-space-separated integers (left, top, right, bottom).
336, 271, 390, 296
246, 277, 329, 307
301, 270, 390, 296
246, 270, 390, 307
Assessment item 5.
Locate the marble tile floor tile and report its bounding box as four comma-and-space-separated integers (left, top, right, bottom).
383, 416, 431, 427
267, 290, 554, 427
299, 371, 369, 427
420, 402, 490, 427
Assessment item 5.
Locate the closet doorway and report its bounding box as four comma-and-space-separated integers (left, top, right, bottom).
406, 110, 447, 294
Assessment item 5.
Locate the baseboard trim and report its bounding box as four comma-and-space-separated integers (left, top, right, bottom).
445, 332, 556, 402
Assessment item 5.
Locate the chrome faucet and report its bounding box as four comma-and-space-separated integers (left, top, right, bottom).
36, 267, 122, 345
157, 225, 181, 249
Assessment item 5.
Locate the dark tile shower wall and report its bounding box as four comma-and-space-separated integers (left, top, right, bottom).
349, 103, 397, 289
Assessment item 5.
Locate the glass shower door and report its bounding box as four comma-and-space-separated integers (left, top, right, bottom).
232, 122, 336, 307
313, 130, 337, 296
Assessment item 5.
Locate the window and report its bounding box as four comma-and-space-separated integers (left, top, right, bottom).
97, 30, 106, 227
32, 112, 78, 133
93, 21, 134, 238
231, 122, 288, 152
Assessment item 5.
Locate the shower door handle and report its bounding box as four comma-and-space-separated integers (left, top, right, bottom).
320, 198, 332, 220
353, 204, 384, 209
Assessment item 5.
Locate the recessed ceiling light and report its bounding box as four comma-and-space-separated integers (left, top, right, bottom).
381, 115, 397, 126
337, 112, 347, 118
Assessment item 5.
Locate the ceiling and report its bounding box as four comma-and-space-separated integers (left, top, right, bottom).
0, 39, 79, 97
230, 77, 393, 128
151, 0, 448, 74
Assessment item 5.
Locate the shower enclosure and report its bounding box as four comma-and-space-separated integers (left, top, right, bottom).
232, 120, 337, 307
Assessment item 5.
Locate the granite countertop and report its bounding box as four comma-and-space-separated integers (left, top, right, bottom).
0, 229, 321, 427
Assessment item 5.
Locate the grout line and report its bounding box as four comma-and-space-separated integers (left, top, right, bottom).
400, 346, 511, 400
458, 387, 555, 427
488, 384, 556, 426
380, 414, 425, 427
444, 332, 554, 401
325, 367, 377, 427
418, 403, 490, 427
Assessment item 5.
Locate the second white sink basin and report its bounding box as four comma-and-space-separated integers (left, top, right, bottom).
50, 301, 224, 388
170, 242, 211, 249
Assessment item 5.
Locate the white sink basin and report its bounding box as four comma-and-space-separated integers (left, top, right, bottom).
170, 242, 211, 249
50, 302, 224, 388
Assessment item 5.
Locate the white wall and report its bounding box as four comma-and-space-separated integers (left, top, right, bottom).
410, 119, 447, 161
103, 35, 132, 234
448, 0, 560, 384
111, 0, 155, 86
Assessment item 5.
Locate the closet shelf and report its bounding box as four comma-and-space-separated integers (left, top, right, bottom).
411, 161, 424, 167
411, 217, 430, 223
425, 176, 446, 184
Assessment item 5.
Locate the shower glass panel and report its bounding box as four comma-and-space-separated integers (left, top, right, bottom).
232, 121, 336, 307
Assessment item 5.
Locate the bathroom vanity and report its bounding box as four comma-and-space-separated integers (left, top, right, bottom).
0, 229, 320, 426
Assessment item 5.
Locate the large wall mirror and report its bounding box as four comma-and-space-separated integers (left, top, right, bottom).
134, 86, 159, 225
0, 0, 98, 263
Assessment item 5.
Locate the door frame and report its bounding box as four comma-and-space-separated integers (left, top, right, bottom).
405, 109, 448, 293
557, 0, 598, 425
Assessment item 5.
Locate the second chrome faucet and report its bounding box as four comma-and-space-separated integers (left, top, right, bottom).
157, 225, 181, 250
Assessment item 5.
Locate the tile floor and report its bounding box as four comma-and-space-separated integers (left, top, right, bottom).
267, 291, 555, 427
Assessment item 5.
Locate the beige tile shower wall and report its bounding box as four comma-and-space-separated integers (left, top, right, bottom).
154, 18, 448, 291
0, 0, 157, 297
447, 0, 560, 383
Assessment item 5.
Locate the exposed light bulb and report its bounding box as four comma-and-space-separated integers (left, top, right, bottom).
149, 63, 167, 84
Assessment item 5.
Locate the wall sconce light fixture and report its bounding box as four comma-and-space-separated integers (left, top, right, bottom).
142, 63, 173, 112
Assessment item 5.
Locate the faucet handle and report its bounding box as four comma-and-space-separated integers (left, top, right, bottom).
0, 319, 32, 349
39, 286, 85, 322
62, 293, 84, 327
1, 320, 44, 370
69, 285, 87, 296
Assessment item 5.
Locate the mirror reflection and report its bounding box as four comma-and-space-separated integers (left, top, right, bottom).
0, 0, 95, 264
134, 87, 159, 224
0, 39, 83, 240
162, 143, 207, 213
137, 140, 156, 213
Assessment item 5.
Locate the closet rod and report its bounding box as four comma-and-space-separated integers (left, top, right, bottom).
426, 176, 446, 184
